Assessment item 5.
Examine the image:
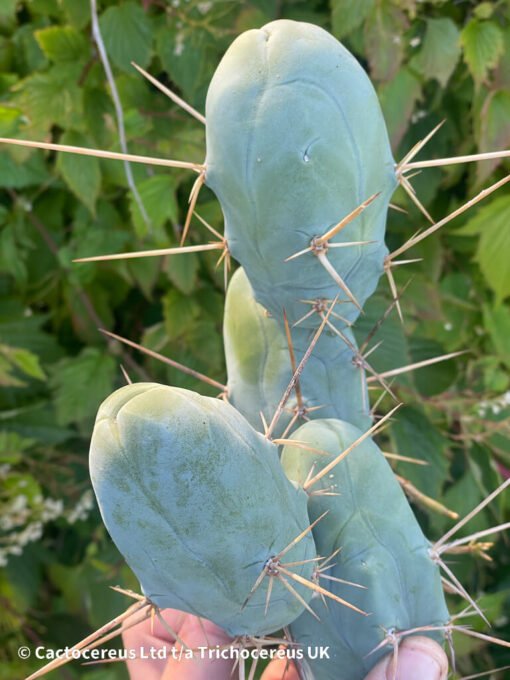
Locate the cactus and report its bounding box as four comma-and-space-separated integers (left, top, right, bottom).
281, 419, 449, 679
205, 20, 396, 330
5, 15, 510, 680
224, 267, 371, 434
89, 382, 315, 636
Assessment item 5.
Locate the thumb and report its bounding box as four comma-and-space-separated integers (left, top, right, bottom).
364, 636, 448, 680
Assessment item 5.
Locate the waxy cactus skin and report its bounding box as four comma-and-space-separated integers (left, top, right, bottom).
86, 18, 455, 679
89, 382, 316, 636
224, 268, 371, 434
205, 20, 397, 330
281, 419, 449, 679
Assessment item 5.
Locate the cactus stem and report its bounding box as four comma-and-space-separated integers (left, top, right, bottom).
0, 136, 204, 171
266, 299, 338, 439
303, 403, 402, 490
119, 364, 132, 385
395, 474, 459, 519
382, 451, 429, 466
131, 62, 206, 125
366, 350, 467, 382
99, 329, 228, 392
397, 120, 446, 169
389, 174, 510, 260
181, 171, 206, 245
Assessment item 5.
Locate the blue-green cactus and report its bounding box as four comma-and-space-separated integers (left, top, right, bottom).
224, 267, 371, 433
83, 17, 454, 679
280, 419, 449, 679
89, 382, 316, 636
205, 19, 397, 330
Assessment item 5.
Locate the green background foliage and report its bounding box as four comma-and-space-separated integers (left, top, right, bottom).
0, 0, 509, 677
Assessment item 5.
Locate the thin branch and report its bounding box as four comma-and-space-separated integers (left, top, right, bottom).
90, 0, 150, 230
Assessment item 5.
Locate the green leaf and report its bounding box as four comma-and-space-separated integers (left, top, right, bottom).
416, 18, 460, 87
457, 195, 510, 302
0, 105, 23, 137
156, 23, 214, 106
50, 348, 116, 426
99, 2, 152, 73
164, 251, 198, 295
128, 174, 178, 238
60, 0, 91, 30
378, 67, 421, 148
9, 347, 46, 380
162, 289, 200, 341
35, 25, 88, 62
483, 304, 510, 369
461, 19, 504, 85
56, 131, 101, 215
0, 344, 45, 385
364, 1, 408, 82
17, 63, 83, 128
331, 0, 375, 39
389, 406, 450, 498
0, 151, 48, 188
476, 90, 510, 184
0, 0, 18, 18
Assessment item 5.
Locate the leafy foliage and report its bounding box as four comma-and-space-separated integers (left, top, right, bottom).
0, 1, 509, 677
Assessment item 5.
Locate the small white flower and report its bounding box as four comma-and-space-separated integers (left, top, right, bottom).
410, 37, 421, 48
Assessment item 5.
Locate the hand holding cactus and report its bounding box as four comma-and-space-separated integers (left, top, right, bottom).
122, 609, 448, 680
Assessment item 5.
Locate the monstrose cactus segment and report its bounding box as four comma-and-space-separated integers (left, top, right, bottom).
281, 419, 449, 679
205, 19, 397, 329
89, 383, 316, 636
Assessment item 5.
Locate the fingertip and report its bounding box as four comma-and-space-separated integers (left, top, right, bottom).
364, 635, 448, 680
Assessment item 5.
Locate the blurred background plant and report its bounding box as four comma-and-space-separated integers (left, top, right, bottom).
0, 0, 509, 678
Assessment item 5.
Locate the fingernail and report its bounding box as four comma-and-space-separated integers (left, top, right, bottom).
386, 638, 447, 680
